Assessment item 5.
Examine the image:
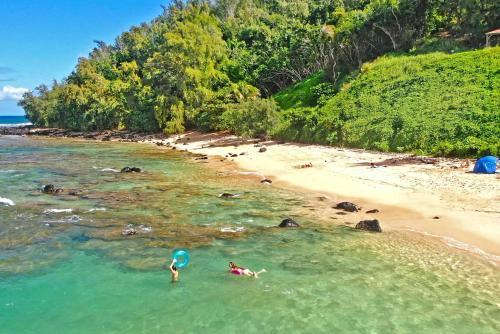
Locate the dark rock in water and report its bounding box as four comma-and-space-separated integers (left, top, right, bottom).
195, 156, 208, 160
259, 147, 267, 153
230, 153, 238, 157
261, 179, 272, 184
42, 184, 57, 194
316, 196, 329, 202
366, 209, 380, 214
334, 202, 360, 212
121, 167, 141, 173
72, 234, 91, 243
42, 184, 54, 193
432, 216, 440, 219
355, 219, 382, 232
279, 218, 299, 228
122, 227, 137, 236
218, 193, 240, 198
336, 211, 348, 215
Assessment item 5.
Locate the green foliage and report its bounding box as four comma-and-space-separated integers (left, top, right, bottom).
274, 47, 499, 157
18, 0, 499, 157
221, 98, 279, 138
273, 72, 328, 109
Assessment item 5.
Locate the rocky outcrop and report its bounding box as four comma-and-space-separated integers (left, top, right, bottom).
334, 202, 360, 212
218, 193, 240, 198
355, 219, 382, 232
41, 184, 63, 194
278, 218, 299, 228
121, 167, 141, 173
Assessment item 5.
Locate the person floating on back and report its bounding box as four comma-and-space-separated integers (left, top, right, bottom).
169, 259, 179, 283
229, 261, 266, 278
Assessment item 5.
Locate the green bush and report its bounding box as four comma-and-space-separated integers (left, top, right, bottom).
221, 98, 279, 138
273, 47, 499, 157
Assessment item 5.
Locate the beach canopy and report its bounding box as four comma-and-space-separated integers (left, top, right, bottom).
473, 155, 498, 174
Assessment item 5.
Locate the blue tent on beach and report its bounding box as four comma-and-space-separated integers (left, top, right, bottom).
473, 155, 498, 174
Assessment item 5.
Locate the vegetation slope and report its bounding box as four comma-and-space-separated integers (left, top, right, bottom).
275, 47, 500, 156
18, 0, 500, 157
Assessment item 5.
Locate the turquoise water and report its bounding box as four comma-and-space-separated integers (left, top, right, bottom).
0, 116, 30, 126
1, 136, 499, 333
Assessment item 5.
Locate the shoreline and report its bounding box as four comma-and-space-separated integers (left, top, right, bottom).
155, 131, 500, 260
2, 127, 499, 260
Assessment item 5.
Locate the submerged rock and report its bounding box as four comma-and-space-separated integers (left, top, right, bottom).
218, 193, 240, 198
279, 218, 299, 228
366, 209, 380, 214
72, 234, 91, 243
121, 167, 141, 173
41, 184, 63, 194
355, 219, 382, 232
334, 202, 360, 212
261, 179, 272, 184
122, 227, 137, 236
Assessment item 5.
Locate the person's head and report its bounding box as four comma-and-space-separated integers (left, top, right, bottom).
229, 262, 236, 269
172, 265, 177, 271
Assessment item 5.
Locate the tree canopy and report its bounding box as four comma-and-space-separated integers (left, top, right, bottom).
19, 0, 499, 156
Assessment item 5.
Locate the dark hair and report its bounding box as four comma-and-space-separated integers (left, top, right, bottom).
172, 265, 177, 271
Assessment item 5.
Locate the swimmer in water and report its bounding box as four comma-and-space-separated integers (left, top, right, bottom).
169, 259, 179, 283
229, 262, 266, 278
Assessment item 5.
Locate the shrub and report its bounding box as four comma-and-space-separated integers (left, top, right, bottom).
221, 98, 279, 138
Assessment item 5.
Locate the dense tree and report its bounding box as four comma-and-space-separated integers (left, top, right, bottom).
19, 0, 499, 156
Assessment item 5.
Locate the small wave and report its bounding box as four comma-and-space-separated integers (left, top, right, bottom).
0, 122, 32, 127
0, 197, 15, 206
101, 168, 119, 172
405, 229, 500, 264
44, 208, 73, 214
238, 171, 266, 179
43, 215, 81, 225
87, 207, 107, 212
139, 225, 153, 233
220, 227, 245, 233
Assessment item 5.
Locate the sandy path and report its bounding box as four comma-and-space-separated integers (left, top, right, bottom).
146, 131, 500, 259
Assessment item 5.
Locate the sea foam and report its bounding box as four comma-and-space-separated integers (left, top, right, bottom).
0, 197, 15, 206
44, 208, 73, 214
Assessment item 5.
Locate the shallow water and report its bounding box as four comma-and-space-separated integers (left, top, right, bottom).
1, 136, 499, 333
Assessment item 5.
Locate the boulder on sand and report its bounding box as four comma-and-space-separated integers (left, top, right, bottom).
278, 218, 299, 228
334, 202, 360, 212
259, 147, 267, 153
355, 219, 382, 232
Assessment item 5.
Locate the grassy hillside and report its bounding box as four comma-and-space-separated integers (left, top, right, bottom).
273, 72, 328, 110
274, 47, 500, 157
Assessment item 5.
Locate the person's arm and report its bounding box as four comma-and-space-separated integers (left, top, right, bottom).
169, 259, 176, 274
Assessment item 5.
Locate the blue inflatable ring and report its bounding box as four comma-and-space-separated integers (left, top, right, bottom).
172, 249, 190, 269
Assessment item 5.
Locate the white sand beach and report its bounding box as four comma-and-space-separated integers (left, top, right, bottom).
149, 131, 500, 258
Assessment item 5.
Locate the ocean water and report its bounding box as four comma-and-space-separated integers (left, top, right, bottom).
0, 115, 31, 127
0, 136, 499, 333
